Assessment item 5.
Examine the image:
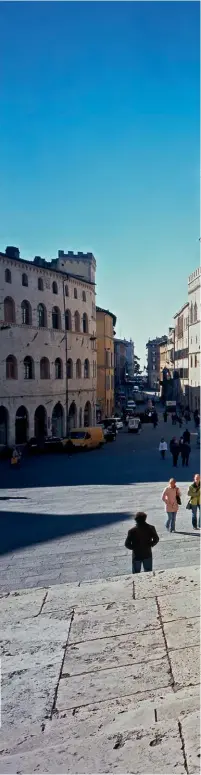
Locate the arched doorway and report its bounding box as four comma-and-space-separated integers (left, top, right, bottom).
15, 406, 28, 444
34, 405, 47, 440
68, 401, 77, 430
52, 402, 64, 437
84, 401, 92, 427
0, 406, 8, 445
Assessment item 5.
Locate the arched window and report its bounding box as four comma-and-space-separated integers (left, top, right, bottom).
65, 309, 72, 330
67, 358, 73, 378
40, 357, 50, 379
6, 354, 17, 379
76, 358, 82, 378
82, 290, 86, 302
83, 312, 88, 334
74, 311, 80, 332
84, 358, 90, 379
65, 285, 69, 297
84, 401, 92, 427
5, 268, 11, 284
52, 306, 61, 330
38, 303, 47, 328
38, 277, 44, 291
194, 302, 198, 322
22, 273, 28, 287
55, 358, 63, 379
4, 296, 15, 323
74, 287, 78, 299
52, 281, 58, 294
24, 356, 34, 380
21, 300, 32, 325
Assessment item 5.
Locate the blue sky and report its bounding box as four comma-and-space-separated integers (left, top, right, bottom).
0, 2, 199, 364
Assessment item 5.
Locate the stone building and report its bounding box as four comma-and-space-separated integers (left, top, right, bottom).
96, 307, 116, 419
146, 336, 168, 389
0, 247, 97, 446
173, 303, 189, 404
188, 266, 200, 411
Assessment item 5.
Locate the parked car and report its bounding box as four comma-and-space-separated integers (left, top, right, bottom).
27, 436, 64, 455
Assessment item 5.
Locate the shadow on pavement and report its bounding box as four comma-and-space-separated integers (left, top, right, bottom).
176, 531, 200, 537
0, 509, 133, 556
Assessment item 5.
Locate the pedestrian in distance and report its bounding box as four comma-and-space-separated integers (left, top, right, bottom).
163, 410, 168, 423
169, 437, 180, 467
125, 512, 159, 574
152, 410, 158, 428
178, 414, 183, 429
180, 437, 191, 467
194, 409, 200, 429
183, 428, 190, 444
162, 478, 181, 533
184, 408, 191, 423
187, 474, 200, 529
172, 412, 177, 426
159, 438, 168, 460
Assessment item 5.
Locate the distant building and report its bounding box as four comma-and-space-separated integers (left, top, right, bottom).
96, 307, 116, 419
114, 338, 135, 406
188, 267, 200, 411
146, 336, 168, 389
173, 303, 189, 404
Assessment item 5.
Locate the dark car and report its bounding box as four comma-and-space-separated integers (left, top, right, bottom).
27, 436, 64, 455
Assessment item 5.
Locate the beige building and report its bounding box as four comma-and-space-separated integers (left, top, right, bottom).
173, 302, 189, 402
96, 307, 116, 419
159, 328, 174, 389
188, 267, 200, 411
0, 247, 97, 446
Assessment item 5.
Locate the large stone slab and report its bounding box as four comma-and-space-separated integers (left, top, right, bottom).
69, 598, 160, 643
1, 615, 72, 673
0, 588, 47, 626
181, 710, 201, 774
57, 656, 171, 710
164, 616, 200, 650
63, 628, 166, 675
155, 685, 200, 723
1, 663, 59, 729
170, 646, 200, 690
42, 576, 133, 616
134, 565, 200, 599
0, 721, 186, 773
157, 590, 200, 622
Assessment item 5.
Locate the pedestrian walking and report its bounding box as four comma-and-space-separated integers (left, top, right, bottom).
180, 438, 191, 467
152, 410, 158, 428
169, 437, 180, 467
162, 478, 181, 533
187, 474, 200, 529
183, 428, 190, 444
194, 409, 200, 429
159, 438, 167, 460
163, 410, 167, 423
125, 512, 159, 574
184, 408, 191, 423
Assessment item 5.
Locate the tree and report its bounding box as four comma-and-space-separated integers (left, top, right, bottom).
134, 355, 141, 375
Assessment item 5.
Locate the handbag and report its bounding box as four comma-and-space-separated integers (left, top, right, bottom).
176, 489, 181, 506
186, 500, 192, 510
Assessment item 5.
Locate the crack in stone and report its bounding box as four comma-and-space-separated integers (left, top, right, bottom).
178, 720, 189, 774
156, 596, 175, 691
50, 609, 75, 719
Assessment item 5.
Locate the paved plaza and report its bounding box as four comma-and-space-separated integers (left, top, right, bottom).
0, 416, 200, 773
0, 566, 200, 773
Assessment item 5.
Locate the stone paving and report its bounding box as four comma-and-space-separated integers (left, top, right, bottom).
0, 565, 200, 773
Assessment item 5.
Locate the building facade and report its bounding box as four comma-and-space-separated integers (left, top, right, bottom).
146, 336, 168, 389
188, 267, 200, 411
96, 307, 116, 419
173, 303, 189, 404
0, 247, 97, 446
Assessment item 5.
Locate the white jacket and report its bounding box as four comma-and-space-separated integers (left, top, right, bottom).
159, 441, 167, 451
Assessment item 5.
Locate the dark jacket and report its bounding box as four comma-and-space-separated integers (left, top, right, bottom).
183, 429, 190, 443
169, 439, 179, 456
125, 523, 159, 560
180, 441, 191, 457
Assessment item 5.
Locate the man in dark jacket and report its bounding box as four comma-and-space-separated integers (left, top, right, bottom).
180, 438, 191, 467
183, 428, 190, 444
169, 437, 180, 467
125, 512, 159, 573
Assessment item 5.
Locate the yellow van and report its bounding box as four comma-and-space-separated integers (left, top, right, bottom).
63, 426, 105, 452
